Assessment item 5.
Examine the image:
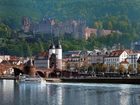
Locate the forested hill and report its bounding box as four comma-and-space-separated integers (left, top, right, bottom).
0, 0, 140, 27
1, 0, 140, 56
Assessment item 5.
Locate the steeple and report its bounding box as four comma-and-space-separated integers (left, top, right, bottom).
55, 41, 62, 49
49, 43, 55, 49
49, 41, 55, 56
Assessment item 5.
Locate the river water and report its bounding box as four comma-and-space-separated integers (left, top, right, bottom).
0, 80, 140, 105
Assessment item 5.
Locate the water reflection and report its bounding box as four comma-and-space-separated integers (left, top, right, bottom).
0, 80, 14, 105
0, 80, 140, 105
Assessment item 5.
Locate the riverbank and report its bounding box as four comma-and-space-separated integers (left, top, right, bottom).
1, 76, 140, 84
0, 76, 16, 80
45, 78, 61, 82
61, 77, 140, 84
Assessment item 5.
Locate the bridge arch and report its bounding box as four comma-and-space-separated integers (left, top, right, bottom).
36, 71, 46, 77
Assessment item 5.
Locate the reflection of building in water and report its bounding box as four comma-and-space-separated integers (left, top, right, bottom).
56, 86, 63, 105
18, 84, 47, 105
95, 90, 120, 105
46, 85, 63, 105
1, 80, 14, 105
135, 94, 140, 105
118, 86, 131, 105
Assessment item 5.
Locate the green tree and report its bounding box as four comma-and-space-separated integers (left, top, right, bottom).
38, 40, 44, 52
95, 64, 102, 73
118, 64, 126, 74
27, 44, 32, 57
110, 65, 115, 72
137, 64, 140, 74
102, 64, 108, 72
128, 64, 133, 73
88, 65, 93, 73
108, 21, 113, 29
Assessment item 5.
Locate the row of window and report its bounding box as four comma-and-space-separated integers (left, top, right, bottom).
105, 58, 119, 62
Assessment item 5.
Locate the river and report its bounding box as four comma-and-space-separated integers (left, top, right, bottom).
0, 80, 140, 105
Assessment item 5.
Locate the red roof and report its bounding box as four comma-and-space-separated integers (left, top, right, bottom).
125, 50, 133, 54
107, 50, 134, 57
109, 50, 125, 57
10, 56, 19, 61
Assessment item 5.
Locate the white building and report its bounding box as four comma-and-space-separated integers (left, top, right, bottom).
55, 42, 62, 70
34, 41, 62, 70
127, 52, 140, 73
48, 41, 62, 70
0, 55, 10, 63
104, 50, 130, 69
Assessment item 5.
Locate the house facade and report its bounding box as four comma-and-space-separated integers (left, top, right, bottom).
34, 52, 49, 70
0, 55, 10, 63
104, 50, 129, 70
127, 53, 140, 73
63, 51, 81, 71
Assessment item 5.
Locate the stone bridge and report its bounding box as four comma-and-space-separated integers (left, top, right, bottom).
0, 64, 61, 78
13, 66, 54, 78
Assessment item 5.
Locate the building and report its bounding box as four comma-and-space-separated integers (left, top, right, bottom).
34, 41, 62, 70
22, 17, 31, 33
80, 50, 92, 66
90, 52, 105, 65
127, 52, 140, 73
56, 43, 63, 70
87, 48, 109, 65
84, 27, 121, 40
31, 17, 86, 39
0, 55, 10, 63
134, 41, 140, 51
104, 50, 131, 70
84, 27, 97, 40
63, 51, 81, 71
34, 52, 49, 70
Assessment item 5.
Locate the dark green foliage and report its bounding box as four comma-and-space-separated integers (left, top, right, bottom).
0, 0, 140, 27
0, 0, 140, 56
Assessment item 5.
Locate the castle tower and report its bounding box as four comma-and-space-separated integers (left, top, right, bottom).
48, 42, 56, 69
22, 17, 31, 33
49, 43, 55, 56
55, 41, 62, 70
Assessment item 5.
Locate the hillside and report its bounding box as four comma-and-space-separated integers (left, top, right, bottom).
0, 0, 140, 27
0, 0, 140, 56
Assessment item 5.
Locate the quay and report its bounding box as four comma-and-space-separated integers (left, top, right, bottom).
0, 76, 16, 80
1, 75, 140, 84
60, 77, 140, 84
45, 78, 61, 82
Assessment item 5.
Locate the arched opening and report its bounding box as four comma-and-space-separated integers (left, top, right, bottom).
13, 67, 23, 77
36, 71, 45, 78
